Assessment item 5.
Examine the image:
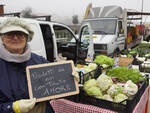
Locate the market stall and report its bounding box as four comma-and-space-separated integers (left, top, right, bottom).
50, 52, 150, 113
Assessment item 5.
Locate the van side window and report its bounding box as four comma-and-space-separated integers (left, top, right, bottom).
118, 21, 123, 34
53, 25, 77, 61
40, 24, 54, 62
53, 25, 75, 44
80, 25, 90, 48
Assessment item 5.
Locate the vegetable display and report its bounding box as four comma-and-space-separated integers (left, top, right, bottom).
121, 42, 150, 57
83, 74, 140, 104
76, 63, 97, 74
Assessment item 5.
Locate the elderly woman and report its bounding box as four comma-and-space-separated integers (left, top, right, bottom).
0, 17, 54, 113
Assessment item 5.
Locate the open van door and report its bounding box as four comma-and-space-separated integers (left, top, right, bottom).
78, 22, 94, 62
52, 24, 79, 63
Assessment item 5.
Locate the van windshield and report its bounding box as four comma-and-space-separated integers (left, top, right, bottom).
88, 19, 117, 35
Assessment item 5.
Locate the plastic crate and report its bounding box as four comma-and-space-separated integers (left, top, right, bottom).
79, 76, 149, 113
65, 63, 102, 102
79, 64, 102, 84
64, 94, 80, 103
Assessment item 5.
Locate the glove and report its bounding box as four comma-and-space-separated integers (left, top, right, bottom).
72, 68, 79, 82
13, 98, 36, 113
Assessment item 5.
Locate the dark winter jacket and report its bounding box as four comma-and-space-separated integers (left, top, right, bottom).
0, 53, 54, 113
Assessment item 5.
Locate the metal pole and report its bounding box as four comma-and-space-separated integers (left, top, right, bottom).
141, 0, 144, 22
141, 0, 144, 38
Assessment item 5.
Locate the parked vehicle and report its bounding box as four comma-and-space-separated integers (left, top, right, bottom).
78, 5, 150, 58
0, 16, 87, 63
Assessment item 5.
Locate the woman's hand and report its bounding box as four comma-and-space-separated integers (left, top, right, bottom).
13, 98, 36, 113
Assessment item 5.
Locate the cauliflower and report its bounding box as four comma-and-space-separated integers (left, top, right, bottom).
86, 86, 103, 97
114, 94, 128, 104
83, 79, 98, 91
107, 83, 123, 97
97, 74, 113, 91
123, 80, 138, 96
102, 94, 113, 102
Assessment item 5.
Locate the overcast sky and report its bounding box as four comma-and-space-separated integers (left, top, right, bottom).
2, 0, 150, 24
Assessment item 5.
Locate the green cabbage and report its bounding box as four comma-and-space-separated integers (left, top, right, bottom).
84, 63, 97, 74
86, 86, 103, 97
84, 66, 92, 74
114, 94, 128, 104
94, 55, 114, 66
145, 52, 150, 58
83, 79, 98, 91
102, 94, 113, 101
88, 63, 97, 70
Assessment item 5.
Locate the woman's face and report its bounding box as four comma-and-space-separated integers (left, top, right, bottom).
2, 31, 28, 54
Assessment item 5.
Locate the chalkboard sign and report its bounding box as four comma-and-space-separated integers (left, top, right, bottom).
26, 60, 79, 102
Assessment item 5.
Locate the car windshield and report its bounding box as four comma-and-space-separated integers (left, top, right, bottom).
89, 19, 117, 35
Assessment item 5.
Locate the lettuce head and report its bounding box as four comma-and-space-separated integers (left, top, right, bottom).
86, 86, 103, 97
83, 79, 98, 91
102, 94, 113, 102
114, 94, 128, 104
88, 63, 97, 70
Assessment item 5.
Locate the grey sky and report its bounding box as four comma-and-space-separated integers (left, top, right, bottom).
2, 0, 150, 24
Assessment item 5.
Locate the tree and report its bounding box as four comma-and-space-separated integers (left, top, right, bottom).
72, 15, 79, 25
21, 7, 34, 18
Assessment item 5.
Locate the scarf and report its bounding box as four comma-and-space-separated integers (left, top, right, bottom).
0, 43, 31, 63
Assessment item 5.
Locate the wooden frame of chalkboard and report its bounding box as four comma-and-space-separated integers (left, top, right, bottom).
26, 60, 79, 102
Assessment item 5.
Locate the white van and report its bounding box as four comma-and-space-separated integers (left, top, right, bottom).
0, 17, 88, 63
79, 6, 143, 59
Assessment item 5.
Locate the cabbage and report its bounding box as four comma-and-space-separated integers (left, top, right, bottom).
97, 74, 113, 91
107, 84, 123, 97
101, 64, 109, 68
123, 80, 138, 96
145, 52, 150, 58
84, 63, 97, 74
84, 66, 92, 74
95, 95, 103, 99
94, 55, 114, 66
83, 79, 98, 91
86, 86, 103, 97
102, 94, 113, 101
88, 63, 97, 70
114, 94, 128, 104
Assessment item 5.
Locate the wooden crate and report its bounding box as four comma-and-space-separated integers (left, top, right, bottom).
118, 57, 134, 66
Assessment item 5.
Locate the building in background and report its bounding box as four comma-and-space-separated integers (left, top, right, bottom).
0, 1, 4, 14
